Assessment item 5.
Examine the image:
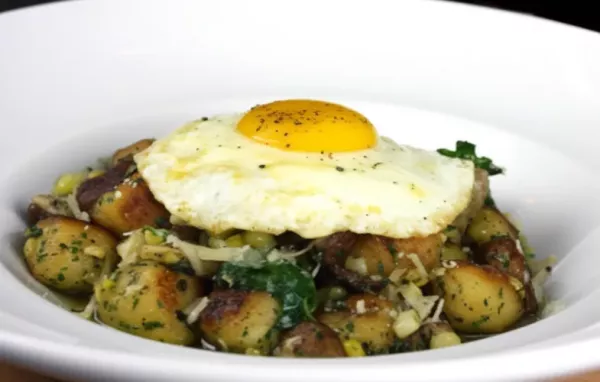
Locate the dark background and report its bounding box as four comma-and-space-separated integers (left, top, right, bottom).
0, 0, 599, 32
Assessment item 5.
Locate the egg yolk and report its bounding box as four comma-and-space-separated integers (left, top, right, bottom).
236, 99, 377, 153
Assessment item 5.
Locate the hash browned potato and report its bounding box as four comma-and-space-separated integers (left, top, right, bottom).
23, 217, 117, 294
347, 235, 396, 277
477, 236, 537, 314
466, 207, 518, 245
274, 321, 345, 358
437, 261, 523, 334
388, 233, 444, 283
87, 173, 169, 235
95, 260, 200, 345
198, 290, 280, 354
112, 139, 155, 166
319, 294, 394, 353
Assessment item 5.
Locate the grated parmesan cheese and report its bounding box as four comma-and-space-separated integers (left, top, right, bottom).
407, 253, 429, 282
65, 192, 90, 222
356, 299, 366, 314
185, 296, 210, 325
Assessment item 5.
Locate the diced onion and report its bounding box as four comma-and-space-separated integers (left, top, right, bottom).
393, 309, 421, 339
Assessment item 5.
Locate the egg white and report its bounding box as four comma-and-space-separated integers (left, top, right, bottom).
135, 114, 474, 239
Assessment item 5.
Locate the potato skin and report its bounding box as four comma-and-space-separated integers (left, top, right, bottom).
318, 294, 394, 353
348, 235, 395, 277
274, 321, 345, 358
89, 173, 169, 235
438, 262, 523, 334
198, 290, 280, 354
112, 139, 154, 166
389, 233, 443, 273
466, 207, 518, 245
95, 260, 200, 345
23, 217, 117, 294
476, 237, 537, 314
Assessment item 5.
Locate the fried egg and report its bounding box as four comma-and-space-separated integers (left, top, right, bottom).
135, 100, 474, 239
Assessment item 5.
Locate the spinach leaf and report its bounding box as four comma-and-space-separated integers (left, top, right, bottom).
437, 141, 503, 176
214, 259, 317, 329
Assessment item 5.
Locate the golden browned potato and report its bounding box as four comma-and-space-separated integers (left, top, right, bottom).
466, 207, 518, 245
112, 139, 154, 166
319, 294, 394, 353
274, 321, 345, 358
388, 233, 443, 284
451, 168, 489, 236
95, 260, 200, 345
88, 173, 169, 235
23, 217, 117, 294
477, 237, 537, 314
437, 262, 523, 334
347, 235, 396, 277
198, 290, 280, 354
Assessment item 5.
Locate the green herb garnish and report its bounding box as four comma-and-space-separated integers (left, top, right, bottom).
142, 321, 164, 330
24, 225, 43, 239
437, 141, 503, 176
214, 259, 317, 329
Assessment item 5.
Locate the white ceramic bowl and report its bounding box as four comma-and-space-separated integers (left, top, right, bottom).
2, 0, 600, 381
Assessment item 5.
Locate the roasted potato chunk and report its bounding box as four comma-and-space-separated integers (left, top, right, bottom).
347, 235, 395, 277
23, 217, 117, 294
95, 260, 200, 345
466, 207, 518, 245
198, 290, 280, 354
87, 173, 169, 235
319, 232, 386, 292
476, 236, 537, 314
387, 233, 443, 285
437, 262, 523, 334
319, 294, 394, 353
274, 321, 345, 358
112, 139, 154, 166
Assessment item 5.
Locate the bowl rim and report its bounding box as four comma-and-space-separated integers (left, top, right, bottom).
3, 0, 600, 381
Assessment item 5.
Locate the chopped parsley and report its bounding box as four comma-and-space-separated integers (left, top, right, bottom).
24, 225, 43, 239
437, 141, 503, 176
345, 321, 355, 333
142, 321, 164, 330
471, 315, 490, 329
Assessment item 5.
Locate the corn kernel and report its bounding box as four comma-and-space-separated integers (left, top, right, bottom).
242, 231, 276, 250
102, 278, 115, 289
87, 169, 106, 179
343, 339, 365, 357
52, 172, 86, 196
225, 234, 245, 247
430, 332, 461, 349
144, 229, 165, 245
